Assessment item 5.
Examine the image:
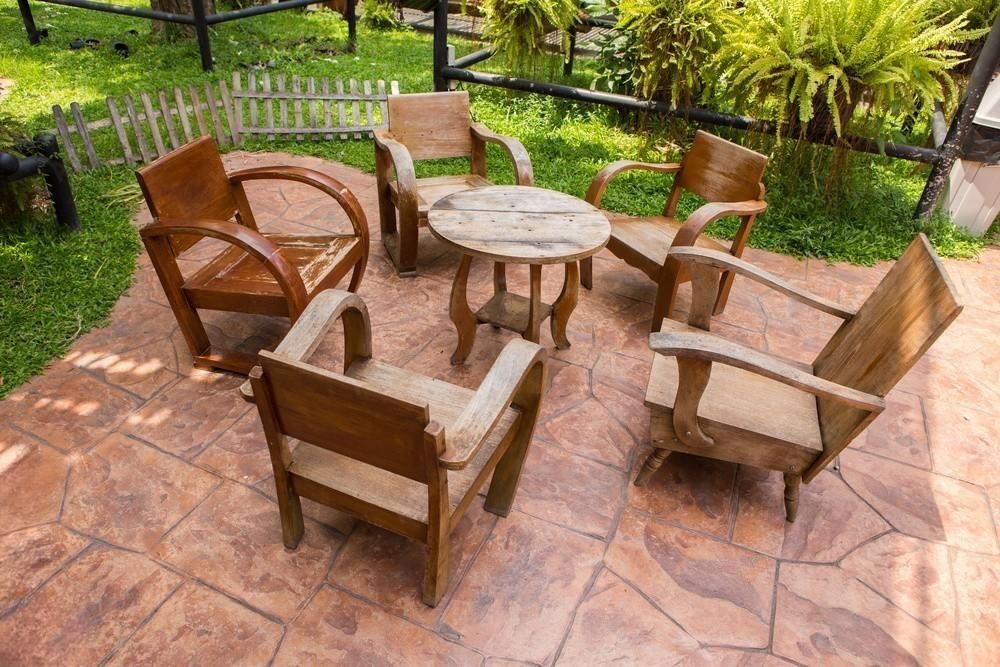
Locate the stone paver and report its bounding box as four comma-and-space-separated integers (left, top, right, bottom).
1, 152, 998, 665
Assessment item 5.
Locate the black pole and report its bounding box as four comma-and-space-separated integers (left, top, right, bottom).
452, 48, 494, 68
191, 0, 213, 72
916, 16, 1000, 219
16, 0, 42, 43
346, 0, 356, 52
433, 0, 449, 92
34, 135, 80, 232
30, 0, 195, 23
563, 26, 576, 77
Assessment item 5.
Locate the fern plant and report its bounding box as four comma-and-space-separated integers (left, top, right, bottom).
934, 0, 999, 29
718, 0, 971, 139
606, 0, 730, 108
482, 0, 581, 69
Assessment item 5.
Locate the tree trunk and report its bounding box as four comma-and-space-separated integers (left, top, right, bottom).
150, 0, 216, 39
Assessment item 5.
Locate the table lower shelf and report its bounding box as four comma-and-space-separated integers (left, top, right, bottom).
475, 292, 553, 335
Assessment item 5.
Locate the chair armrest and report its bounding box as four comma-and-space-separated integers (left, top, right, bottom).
239, 289, 373, 400
373, 129, 418, 202
585, 160, 682, 208
142, 217, 309, 319
649, 330, 885, 412
228, 166, 370, 249
440, 339, 547, 470
470, 122, 534, 186
667, 246, 855, 319
671, 200, 768, 249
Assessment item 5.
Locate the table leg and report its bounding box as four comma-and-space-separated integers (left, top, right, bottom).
524, 264, 543, 344
490, 262, 507, 329
551, 261, 579, 349
450, 254, 477, 365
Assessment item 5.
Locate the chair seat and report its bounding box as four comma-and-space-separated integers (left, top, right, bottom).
390, 174, 492, 218
287, 359, 521, 530
183, 233, 361, 316
644, 318, 824, 474
605, 213, 729, 278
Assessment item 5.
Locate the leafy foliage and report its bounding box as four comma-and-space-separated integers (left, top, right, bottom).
718, 0, 971, 137
934, 0, 1000, 29
482, 0, 580, 69
362, 0, 405, 30
599, 0, 729, 108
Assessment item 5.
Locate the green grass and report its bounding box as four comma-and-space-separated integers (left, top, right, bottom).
0, 3, 992, 396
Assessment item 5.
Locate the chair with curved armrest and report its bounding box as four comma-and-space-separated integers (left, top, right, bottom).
582, 130, 768, 331
248, 290, 547, 606
136, 136, 369, 375
374, 91, 534, 276
639, 235, 962, 522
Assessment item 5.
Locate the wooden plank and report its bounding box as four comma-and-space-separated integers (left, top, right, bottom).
69, 102, 100, 168
322, 77, 333, 140
188, 85, 209, 138
292, 75, 304, 141
140, 92, 168, 157
350, 79, 361, 139
106, 97, 136, 166
391, 81, 400, 95
335, 78, 347, 140
232, 72, 244, 138
248, 71, 259, 135
277, 75, 288, 135
263, 72, 274, 141
307, 77, 318, 141
158, 90, 180, 150
218, 78, 239, 145
203, 82, 227, 145
174, 87, 194, 143
377, 80, 387, 127
123, 95, 153, 163
51, 105, 82, 171
363, 80, 375, 137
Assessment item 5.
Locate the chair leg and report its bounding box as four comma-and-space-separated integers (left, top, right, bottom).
422, 535, 450, 607
276, 476, 305, 549
580, 256, 593, 290
634, 448, 671, 486
396, 207, 420, 277
347, 255, 366, 292
484, 429, 533, 517
650, 274, 680, 333
783, 472, 801, 523
713, 270, 736, 316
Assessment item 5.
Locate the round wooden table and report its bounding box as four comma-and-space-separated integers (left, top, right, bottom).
428, 185, 611, 364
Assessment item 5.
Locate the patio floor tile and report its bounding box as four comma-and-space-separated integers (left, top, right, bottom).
274, 586, 481, 666
0, 435, 68, 534
151, 483, 341, 621
0, 524, 89, 614
106, 583, 283, 666
62, 434, 218, 551
952, 549, 1000, 667
0, 546, 180, 665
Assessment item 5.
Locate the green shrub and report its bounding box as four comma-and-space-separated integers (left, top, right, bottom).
601, 0, 730, 108
718, 0, 971, 139
934, 0, 999, 29
482, 0, 580, 69
362, 0, 404, 29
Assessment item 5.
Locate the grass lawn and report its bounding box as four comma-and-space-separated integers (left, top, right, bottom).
0, 2, 993, 396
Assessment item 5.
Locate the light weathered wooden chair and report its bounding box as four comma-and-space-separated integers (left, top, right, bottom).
639, 235, 962, 522
248, 289, 547, 606
137, 136, 369, 375
582, 130, 768, 331
374, 91, 534, 276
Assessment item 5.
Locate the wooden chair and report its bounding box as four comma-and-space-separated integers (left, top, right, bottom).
374, 91, 534, 276
638, 235, 962, 522
581, 130, 768, 331
136, 136, 369, 375
248, 289, 547, 606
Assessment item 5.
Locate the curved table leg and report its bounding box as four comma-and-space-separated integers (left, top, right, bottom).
450, 254, 477, 365
525, 264, 543, 344
551, 261, 579, 349
491, 262, 507, 329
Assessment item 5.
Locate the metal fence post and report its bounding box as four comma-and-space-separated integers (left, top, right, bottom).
346, 0, 356, 52
191, 0, 213, 72
17, 0, 42, 44
433, 0, 448, 92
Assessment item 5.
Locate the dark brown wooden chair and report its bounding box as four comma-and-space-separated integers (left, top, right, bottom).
136, 136, 369, 375
582, 130, 768, 331
639, 235, 962, 522
374, 91, 534, 276
248, 290, 547, 606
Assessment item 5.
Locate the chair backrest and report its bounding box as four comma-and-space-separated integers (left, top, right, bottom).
812, 234, 963, 459
256, 351, 439, 483
666, 130, 768, 215
387, 91, 473, 161
135, 136, 238, 252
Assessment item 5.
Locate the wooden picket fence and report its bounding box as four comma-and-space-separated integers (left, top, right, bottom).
50, 73, 400, 173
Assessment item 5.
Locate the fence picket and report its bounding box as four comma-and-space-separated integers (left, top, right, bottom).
263, 72, 275, 141
277, 75, 288, 134
174, 87, 194, 143
218, 79, 239, 145
69, 103, 100, 168
335, 78, 348, 140
123, 95, 153, 163
203, 82, 227, 145
292, 75, 304, 141
140, 93, 167, 157
106, 97, 136, 166
158, 91, 180, 150
51, 105, 82, 171
188, 85, 209, 138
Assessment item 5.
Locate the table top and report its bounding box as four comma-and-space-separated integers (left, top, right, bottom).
427, 186, 611, 264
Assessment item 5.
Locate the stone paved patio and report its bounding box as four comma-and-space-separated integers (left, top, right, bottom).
1, 152, 998, 666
